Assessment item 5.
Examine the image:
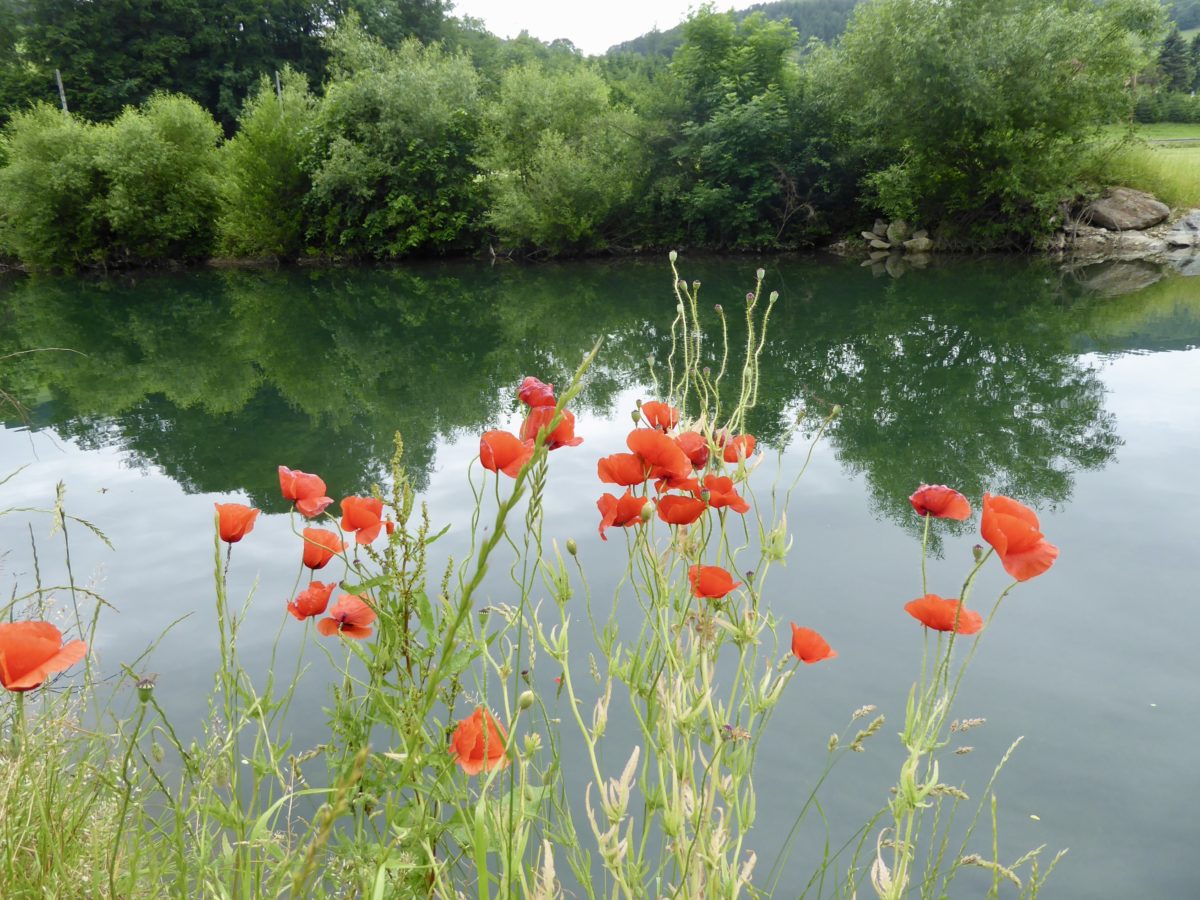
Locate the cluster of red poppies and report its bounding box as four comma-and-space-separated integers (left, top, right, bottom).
212, 466, 396, 641
903, 484, 1059, 635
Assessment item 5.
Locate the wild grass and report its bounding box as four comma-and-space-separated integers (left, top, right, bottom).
0, 262, 1064, 898
1082, 136, 1200, 209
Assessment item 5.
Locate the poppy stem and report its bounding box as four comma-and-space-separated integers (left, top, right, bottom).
11, 691, 23, 756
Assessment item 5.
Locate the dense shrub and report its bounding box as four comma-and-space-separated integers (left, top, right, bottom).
304, 25, 484, 259
98, 94, 222, 264
821, 0, 1166, 244
0, 104, 108, 269
481, 64, 642, 254
217, 69, 316, 258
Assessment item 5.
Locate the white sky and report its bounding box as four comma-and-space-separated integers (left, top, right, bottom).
450, 1, 718, 56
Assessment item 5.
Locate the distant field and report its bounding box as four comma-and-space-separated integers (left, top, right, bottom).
1099, 123, 1200, 142
1182, 26, 1199, 39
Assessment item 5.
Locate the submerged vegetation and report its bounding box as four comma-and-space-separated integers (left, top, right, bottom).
0, 0, 1180, 267
0, 266, 1071, 895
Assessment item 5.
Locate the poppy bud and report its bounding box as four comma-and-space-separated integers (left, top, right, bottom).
640, 503, 653, 523
973, 544, 985, 562
769, 291, 779, 302
756, 268, 765, 281
677, 280, 687, 290
831, 404, 842, 417
746, 292, 755, 302
647, 354, 656, 366
566, 538, 578, 556
702, 366, 711, 376
630, 410, 642, 425
518, 690, 535, 711
136, 675, 157, 704
714, 304, 723, 314
692, 280, 701, 290
669, 250, 678, 262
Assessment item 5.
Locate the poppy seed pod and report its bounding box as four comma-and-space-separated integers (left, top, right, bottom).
566, 538, 578, 556
518, 690, 535, 711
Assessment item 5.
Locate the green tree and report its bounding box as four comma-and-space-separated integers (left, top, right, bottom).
98, 93, 222, 263
303, 23, 484, 258
480, 63, 642, 253
339, 0, 450, 46
217, 67, 316, 258
821, 0, 1166, 244
0, 1, 335, 131
0, 103, 107, 268
1160, 26, 1196, 91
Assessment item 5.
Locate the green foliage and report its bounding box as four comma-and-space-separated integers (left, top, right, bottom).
481, 64, 641, 253
639, 7, 833, 249
1159, 25, 1197, 89
0, 0, 335, 132
823, 0, 1168, 244
304, 24, 483, 258
98, 93, 222, 264
217, 69, 316, 258
0, 104, 108, 269
0, 94, 220, 269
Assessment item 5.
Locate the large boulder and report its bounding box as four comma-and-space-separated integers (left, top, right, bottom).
885, 219, 911, 244
1084, 188, 1169, 231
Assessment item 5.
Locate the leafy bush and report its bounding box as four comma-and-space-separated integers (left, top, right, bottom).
217, 69, 316, 258
481, 63, 642, 254
304, 25, 484, 259
97, 94, 222, 264
0, 104, 108, 269
822, 0, 1167, 243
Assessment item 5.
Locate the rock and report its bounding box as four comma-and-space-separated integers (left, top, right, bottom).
884, 254, 908, 279
861, 231, 881, 242
868, 250, 891, 262
869, 239, 892, 250
904, 236, 934, 253
1074, 260, 1163, 297
1084, 188, 1169, 231
885, 219, 911, 244
872, 218, 888, 237
1162, 210, 1200, 247
1165, 250, 1200, 276
1110, 231, 1167, 256
906, 252, 932, 268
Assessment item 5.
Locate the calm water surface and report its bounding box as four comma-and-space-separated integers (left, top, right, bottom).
1, 255, 1198, 897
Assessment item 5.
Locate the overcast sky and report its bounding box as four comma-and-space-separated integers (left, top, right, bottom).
450, 1, 713, 56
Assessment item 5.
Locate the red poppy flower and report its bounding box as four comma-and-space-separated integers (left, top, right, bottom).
640, 400, 680, 432
598, 453, 649, 487
302, 527, 345, 570
215, 503, 258, 543
909, 484, 971, 520
657, 495, 707, 526
480, 431, 535, 478
675, 431, 710, 469
518, 376, 556, 408
980, 493, 1059, 582
278, 466, 334, 518
287, 581, 335, 620
521, 407, 583, 450
340, 496, 385, 544
653, 473, 701, 495
702, 474, 750, 514
627, 429, 691, 480
597, 490, 649, 540
904, 594, 983, 634
790, 623, 837, 664
449, 706, 509, 776
0, 621, 87, 692
688, 565, 742, 599
317, 593, 376, 639
722, 434, 757, 464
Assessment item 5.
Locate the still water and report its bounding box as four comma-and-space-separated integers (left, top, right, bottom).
1, 254, 1198, 897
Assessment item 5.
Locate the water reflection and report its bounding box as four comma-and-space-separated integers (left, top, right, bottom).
2, 256, 1198, 523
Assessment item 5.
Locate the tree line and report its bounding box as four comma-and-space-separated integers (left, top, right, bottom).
0, 0, 1171, 269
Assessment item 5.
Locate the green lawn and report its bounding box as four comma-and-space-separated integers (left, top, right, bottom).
1100, 122, 1200, 142
1182, 26, 1199, 39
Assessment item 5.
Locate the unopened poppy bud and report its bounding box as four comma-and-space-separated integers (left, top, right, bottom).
136, 675, 157, 704
714, 303, 723, 314
769, 291, 779, 302
677, 280, 687, 290
692, 280, 701, 290
830, 404, 842, 417
756, 268, 765, 281
518, 690, 535, 711
566, 538, 578, 556
746, 292, 755, 302
669, 250, 678, 262
702, 366, 711, 376
973, 544, 985, 562
640, 503, 653, 523
631, 410, 642, 424
647, 354, 655, 366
